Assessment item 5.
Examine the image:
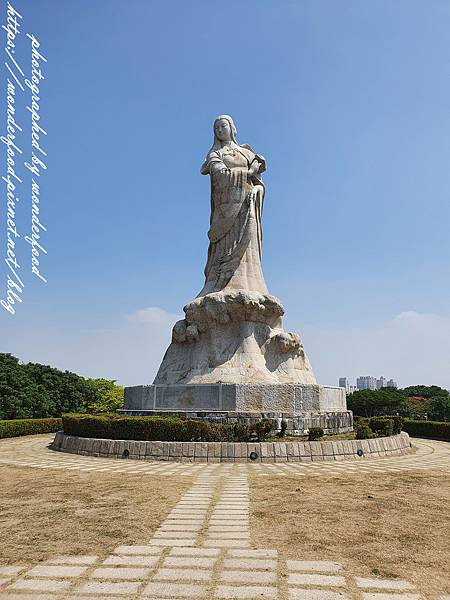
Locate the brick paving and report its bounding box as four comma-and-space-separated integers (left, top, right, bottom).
0, 435, 449, 598
0, 435, 449, 477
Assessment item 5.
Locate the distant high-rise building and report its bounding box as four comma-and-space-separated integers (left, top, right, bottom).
376, 376, 387, 389
341, 375, 397, 392
357, 376, 377, 391
338, 377, 357, 394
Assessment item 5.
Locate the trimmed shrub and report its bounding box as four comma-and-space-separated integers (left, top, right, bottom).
62, 414, 274, 442
385, 415, 403, 434
369, 417, 394, 438
253, 419, 274, 441
308, 427, 324, 441
354, 417, 374, 440
402, 419, 450, 441
0, 418, 62, 439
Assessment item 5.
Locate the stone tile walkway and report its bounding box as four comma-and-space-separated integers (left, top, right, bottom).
0, 436, 449, 598
0, 436, 449, 477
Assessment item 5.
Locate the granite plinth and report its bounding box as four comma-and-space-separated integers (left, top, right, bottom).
120, 383, 353, 434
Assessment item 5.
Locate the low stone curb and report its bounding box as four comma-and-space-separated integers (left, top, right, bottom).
50, 432, 412, 463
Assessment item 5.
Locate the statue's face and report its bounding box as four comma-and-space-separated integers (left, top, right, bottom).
214, 119, 232, 142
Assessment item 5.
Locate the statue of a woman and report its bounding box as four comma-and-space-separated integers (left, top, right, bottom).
152, 114, 317, 386
198, 115, 268, 297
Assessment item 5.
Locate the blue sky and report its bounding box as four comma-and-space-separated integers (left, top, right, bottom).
1, 0, 449, 388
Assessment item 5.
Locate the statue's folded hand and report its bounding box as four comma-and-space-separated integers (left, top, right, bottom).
248, 158, 262, 178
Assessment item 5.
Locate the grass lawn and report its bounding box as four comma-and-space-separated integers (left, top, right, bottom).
251, 470, 450, 595
0, 465, 191, 564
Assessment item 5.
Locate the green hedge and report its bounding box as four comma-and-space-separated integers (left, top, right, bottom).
386, 415, 403, 435
402, 419, 450, 441
354, 417, 374, 439
354, 415, 404, 439
308, 427, 324, 441
62, 414, 274, 442
0, 418, 62, 439
369, 416, 394, 437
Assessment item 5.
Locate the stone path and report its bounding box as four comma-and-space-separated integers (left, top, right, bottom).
0, 436, 449, 599
0, 435, 449, 476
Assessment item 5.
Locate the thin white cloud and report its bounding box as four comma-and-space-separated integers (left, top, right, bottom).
1, 308, 448, 390
0, 307, 181, 387
127, 307, 180, 325
301, 311, 450, 389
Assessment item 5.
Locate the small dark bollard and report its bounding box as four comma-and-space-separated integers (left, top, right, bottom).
357, 449, 364, 457
249, 451, 258, 461
122, 449, 130, 458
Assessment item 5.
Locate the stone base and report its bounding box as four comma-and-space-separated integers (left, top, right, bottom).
121, 383, 353, 434
51, 432, 411, 462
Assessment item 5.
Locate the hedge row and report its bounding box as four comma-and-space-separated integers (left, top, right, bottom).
354, 415, 403, 439
353, 416, 449, 441
62, 414, 273, 442
0, 418, 62, 439
402, 419, 450, 441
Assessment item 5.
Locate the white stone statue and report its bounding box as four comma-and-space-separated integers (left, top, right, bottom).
153, 115, 316, 386
198, 115, 267, 296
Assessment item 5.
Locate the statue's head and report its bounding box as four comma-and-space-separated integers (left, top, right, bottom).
213, 115, 237, 143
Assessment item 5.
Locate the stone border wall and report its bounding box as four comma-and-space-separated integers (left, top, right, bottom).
51, 431, 411, 463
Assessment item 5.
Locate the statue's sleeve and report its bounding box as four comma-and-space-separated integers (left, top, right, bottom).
254, 153, 266, 174
240, 143, 266, 174
200, 150, 226, 176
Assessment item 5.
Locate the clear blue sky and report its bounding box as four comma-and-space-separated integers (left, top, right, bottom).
1, 0, 449, 388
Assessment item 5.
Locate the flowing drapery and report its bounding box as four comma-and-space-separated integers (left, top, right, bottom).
198, 146, 268, 296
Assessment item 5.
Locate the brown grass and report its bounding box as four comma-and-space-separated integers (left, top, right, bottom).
251, 471, 450, 595
0, 465, 191, 564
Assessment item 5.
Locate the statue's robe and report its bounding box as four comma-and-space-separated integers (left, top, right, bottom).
198, 144, 268, 296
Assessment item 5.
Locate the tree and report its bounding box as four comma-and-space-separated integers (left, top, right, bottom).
403, 396, 432, 420
403, 385, 448, 399
347, 384, 450, 421
0, 353, 123, 419
0, 354, 53, 419
428, 396, 450, 422
83, 379, 124, 413
347, 388, 408, 417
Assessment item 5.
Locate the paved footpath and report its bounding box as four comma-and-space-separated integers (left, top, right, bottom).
0, 435, 449, 600
0, 436, 449, 477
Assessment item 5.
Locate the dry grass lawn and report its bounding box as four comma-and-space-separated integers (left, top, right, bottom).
251, 471, 450, 595
0, 465, 191, 564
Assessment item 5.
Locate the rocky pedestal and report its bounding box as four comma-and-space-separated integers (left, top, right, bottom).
122, 290, 353, 434
154, 290, 315, 385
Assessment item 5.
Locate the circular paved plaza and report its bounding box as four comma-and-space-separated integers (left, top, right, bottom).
0, 434, 448, 600
1, 435, 449, 476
